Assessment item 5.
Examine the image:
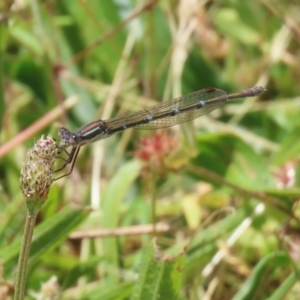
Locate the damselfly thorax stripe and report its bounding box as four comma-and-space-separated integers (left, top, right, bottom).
54, 86, 266, 180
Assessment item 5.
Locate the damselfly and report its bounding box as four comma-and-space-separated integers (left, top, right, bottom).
55, 86, 266, 180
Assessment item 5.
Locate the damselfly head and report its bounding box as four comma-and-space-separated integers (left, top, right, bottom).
59, 127, 80, 147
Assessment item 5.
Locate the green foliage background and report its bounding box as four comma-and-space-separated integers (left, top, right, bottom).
1, 0, 300, 299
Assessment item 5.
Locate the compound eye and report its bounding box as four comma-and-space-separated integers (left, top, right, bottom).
72, 134, 78, 142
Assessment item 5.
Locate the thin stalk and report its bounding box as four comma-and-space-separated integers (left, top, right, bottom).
14, 209, 38, 300
150, 170, 157, 236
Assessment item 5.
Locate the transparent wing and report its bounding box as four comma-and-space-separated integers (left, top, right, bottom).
105, 88, 228, 130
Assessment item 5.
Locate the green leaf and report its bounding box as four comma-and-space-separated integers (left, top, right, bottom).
233, 252, 290, 300
213, 9, 260, 45
0, 21, 7, 133
269, 264, 300, 300
186, 203, 257, 269
192, 133, 275, 190
271, 125, 300, 165
101, 160, 142, 283
131, 243, 185, 300
9, 25, 44, 56
1, 205, 90, 275
86, 283, 133, 300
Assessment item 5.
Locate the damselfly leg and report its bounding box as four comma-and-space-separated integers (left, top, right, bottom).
53, 146, 81, 180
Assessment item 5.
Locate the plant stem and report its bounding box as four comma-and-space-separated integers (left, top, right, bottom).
14, 209, 38, 300
150, 170, 157, 236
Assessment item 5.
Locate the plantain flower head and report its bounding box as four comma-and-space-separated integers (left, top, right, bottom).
20, 135, 58, 212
